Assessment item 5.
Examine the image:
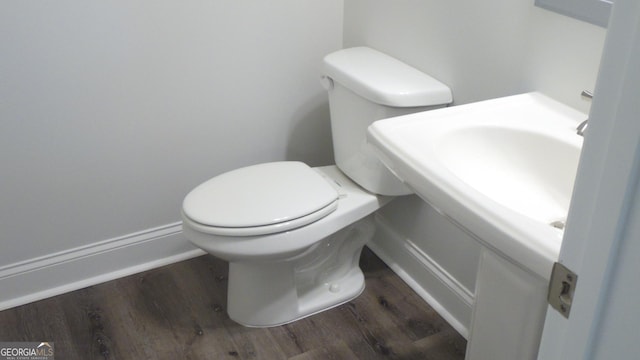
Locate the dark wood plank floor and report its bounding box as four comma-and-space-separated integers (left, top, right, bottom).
0, 247, 466, 359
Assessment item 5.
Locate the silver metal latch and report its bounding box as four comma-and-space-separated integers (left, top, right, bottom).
548, 262, 578, 318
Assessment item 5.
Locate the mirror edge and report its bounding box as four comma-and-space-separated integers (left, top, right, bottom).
535, 0, 612, 28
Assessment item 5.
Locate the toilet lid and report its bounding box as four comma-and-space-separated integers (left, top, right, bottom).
182, 162, 339, 236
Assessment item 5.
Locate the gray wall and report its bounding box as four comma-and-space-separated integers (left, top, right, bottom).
344, 0, 606, 110
0, 1, 342, 267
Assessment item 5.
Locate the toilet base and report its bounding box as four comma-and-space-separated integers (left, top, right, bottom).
225, 215, 375, 327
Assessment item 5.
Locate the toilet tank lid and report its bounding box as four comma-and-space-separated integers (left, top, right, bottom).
323, 47, 452, 107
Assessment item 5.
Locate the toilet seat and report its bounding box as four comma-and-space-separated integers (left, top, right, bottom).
182, 162, 339, 236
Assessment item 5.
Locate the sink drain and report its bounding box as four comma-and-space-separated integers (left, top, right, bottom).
549, 220, 566, 230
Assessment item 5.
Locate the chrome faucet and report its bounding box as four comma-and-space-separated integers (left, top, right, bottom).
576, 119, 589, 136
577, 90, 593, 136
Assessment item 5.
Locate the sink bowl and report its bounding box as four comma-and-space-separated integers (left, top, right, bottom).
367, 92, 586, 278
437, 125, 580, 226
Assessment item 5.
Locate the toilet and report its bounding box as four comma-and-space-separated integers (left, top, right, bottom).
181, 47, 452, 327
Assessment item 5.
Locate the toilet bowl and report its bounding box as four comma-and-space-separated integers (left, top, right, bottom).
182, 164, 391, 326
181, 47, 452, 327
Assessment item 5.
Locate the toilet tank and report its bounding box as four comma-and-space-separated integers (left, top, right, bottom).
322, 47, 452, 196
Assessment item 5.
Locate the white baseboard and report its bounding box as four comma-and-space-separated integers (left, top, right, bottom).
370, 214, 474, 339
0, 214, 474, 336
0, 222, 205, 311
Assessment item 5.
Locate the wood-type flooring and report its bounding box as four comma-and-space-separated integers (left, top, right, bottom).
0, 247, 466, 359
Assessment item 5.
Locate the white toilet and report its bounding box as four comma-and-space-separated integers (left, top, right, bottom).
181, 47, 452, 327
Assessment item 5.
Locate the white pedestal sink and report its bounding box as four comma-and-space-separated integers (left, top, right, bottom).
367, 92, 586, 360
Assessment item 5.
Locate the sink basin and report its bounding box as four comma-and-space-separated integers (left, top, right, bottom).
438, 125, 580, 226
367, 92, 586, 278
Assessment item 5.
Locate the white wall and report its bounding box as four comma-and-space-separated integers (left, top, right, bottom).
0, 0, 342, 308
344, 0, 607, 334
344, 0, 606, 110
